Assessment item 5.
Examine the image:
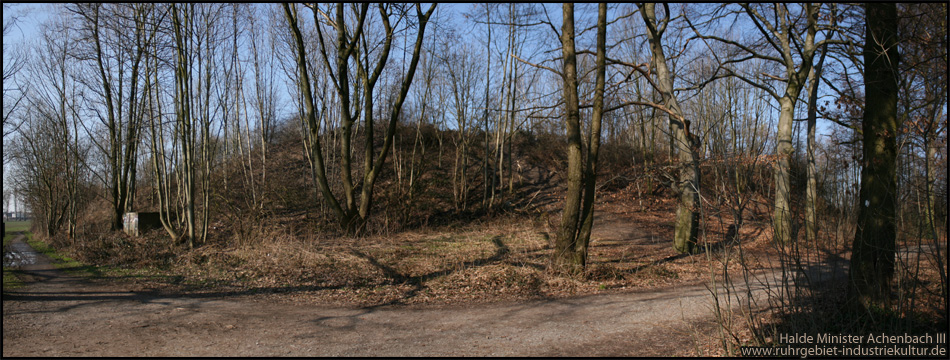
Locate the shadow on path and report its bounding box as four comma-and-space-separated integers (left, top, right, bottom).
350, 235, 511, 305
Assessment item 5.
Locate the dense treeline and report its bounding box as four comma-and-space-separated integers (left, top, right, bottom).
3, 3, 946, 312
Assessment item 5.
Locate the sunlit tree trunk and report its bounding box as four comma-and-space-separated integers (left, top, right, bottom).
553, 3, 583, 270
641, 3, 700, 254
574, 3, 608, 265
145, 49, 180, 241
554, 3, 606, 271
482, 4, 494, 210
804, 46, 827, 243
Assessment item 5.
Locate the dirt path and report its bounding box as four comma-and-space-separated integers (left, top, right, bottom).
3, 234, 795, 357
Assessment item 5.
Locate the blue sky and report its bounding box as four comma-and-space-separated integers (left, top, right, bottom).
2, 3, 866, 213
4, 3, 49, 45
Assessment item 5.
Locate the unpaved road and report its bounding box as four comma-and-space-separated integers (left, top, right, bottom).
3, 234, 791, 357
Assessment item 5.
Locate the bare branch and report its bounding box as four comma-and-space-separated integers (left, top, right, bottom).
511, 53, 560, 76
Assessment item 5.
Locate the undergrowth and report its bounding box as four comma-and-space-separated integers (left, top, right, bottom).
35, 187, 767, 308
708, 225, 948, 356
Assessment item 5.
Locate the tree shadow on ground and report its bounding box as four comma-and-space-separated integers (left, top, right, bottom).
730, 247, 947, 353
350, 235, 511, 305
4, 234, 525, 314
601, 225, 764, 276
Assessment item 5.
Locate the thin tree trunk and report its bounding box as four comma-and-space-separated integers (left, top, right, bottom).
573, 3, 608, 267
172, 4, 198, 248
773, 96, 796, 245
483, 4, 493, 210
282, 3, 347, 225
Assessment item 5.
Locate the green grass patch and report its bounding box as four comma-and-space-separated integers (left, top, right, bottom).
2, 268, 24, 290
3, 223, 31, 291
3, 220, 31, 247
25, 235, 104, 277
3, 230, 102, 291
4, 220, 32, 234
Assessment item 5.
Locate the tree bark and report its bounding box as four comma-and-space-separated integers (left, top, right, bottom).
804, 45, 827, 243
641, 3, 700, 254
574, 3, 608, 266
849, 2, 899, 308
553, 3, 607, 271
553, 3, 584, 271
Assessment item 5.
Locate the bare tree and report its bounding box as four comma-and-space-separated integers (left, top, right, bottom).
687, 4, 841, 244
69, 3, 158, 231
12, 10, 88, 238
803, 41, 829, 243
143, 27, 181, 241
243, 4, 280, 212
897, 4, 947, 294
3, 4, 29, 154
283, 3, 436, 234
553, 3, 607, 271
436, 28, 483, 211
477, 4, 493, 209
169, 3, 215, 248
638, 3, 701, 253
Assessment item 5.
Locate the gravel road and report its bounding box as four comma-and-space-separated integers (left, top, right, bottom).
3, 234, 791, 357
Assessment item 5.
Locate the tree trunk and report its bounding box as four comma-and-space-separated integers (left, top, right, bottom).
773, 96, 796, 245
849, 2, 899, 308
283, 3, 347, 227
805, 45, 827, 243
145, 40, 180, 241
285, 4, 433, 235
924, 140, 937, 240
172, 4, 198, 248
483, 4, 493, 210
641, 3, 700, 254
573, 3, 608, 267
553, 3, 584, 271
356, 4, 435, 233
553, 3, 607, 271
924, 137, 947, 299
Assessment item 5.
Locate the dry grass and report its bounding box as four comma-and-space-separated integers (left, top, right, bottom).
49, 189, 777, 309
